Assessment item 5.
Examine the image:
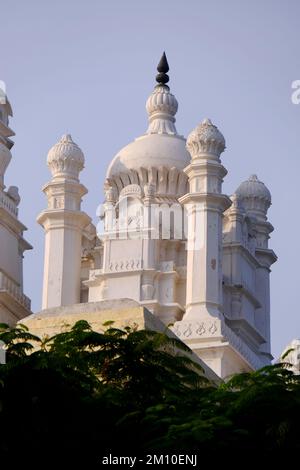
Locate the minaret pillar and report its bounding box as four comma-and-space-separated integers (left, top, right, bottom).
38, 135, 91, 309
235, 174, 277, 359
180, 119, 231, 320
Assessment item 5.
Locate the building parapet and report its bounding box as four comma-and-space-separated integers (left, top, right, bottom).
0, 191, 18, 217
0, 270, 31, 310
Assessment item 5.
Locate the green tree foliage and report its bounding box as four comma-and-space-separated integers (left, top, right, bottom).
0, 321, 300, 465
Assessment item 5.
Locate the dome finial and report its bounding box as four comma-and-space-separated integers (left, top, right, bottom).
186, 118, 226, 159
156, 52, 169, 86
47, 134, 85, 181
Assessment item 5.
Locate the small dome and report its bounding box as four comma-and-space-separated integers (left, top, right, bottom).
187, 118, 226, 159
235, 175, 271, 219
236, 175, 271, 202
0, 142, 12, 189
7, 186, 20, 206
47, 134, 84, 180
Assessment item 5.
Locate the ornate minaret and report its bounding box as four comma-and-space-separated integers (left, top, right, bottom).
0, 97, 32, 324
38, 135, 91, 309
234, 175, 277, 360
173, 125, 272, 376
180, 119, 231, 319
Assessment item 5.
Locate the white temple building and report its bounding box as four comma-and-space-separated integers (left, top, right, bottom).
0, 54, 280, 379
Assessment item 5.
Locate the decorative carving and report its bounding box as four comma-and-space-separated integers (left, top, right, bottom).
195, 322, 206, 335
171, 319, 266, 371
144, 182, 156, 198
186, 118, 226, 158
183, 323, 192, 337
171, 319, 219, 339
105, 186, 117, 203
47, 134, 84, 180
119, 184, 142, 199
108, 259, 142, 272
208, 321, 218, 334
108, 166, 188, 200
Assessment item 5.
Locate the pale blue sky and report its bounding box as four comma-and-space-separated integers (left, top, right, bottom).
1, 0, 300, 357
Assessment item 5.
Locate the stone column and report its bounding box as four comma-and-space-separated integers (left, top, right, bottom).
38, 135, 90, 309
140, 182, 157, 301
180, 119, 231, 320
225, 194, 244, 243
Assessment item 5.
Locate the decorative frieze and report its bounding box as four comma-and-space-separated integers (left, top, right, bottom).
171, 317, 266, 371
106, 166, 188, 200
108, 258, 142, 272
171, 318, 220, 339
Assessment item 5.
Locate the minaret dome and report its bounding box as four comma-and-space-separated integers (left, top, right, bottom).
47, 134, 85, 181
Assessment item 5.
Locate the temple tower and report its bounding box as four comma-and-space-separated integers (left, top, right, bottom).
30, 54, 278, 379
85, 53, 189, 323
179, 119, 231, 319
38, 135, 91, 308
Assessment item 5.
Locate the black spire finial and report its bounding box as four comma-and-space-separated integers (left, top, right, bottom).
156, 52, 169, 86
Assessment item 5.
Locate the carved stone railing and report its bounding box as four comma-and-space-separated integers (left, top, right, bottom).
0, 191, 18, 217
0, 270, 31, 310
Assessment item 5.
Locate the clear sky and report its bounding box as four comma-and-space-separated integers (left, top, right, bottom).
1, 0, 299, 358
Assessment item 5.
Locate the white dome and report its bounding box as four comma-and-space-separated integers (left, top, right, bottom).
235, 174, 271, 219
236, 174, 271, 202
107, 133, 189, 178
0, 142, 12, 189
47, 134, 84, 180
105, 56, 190, 198
106, 80, 190, 189
187, 118, 226, 159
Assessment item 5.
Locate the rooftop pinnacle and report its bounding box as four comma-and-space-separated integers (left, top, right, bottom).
156, 52, 169, 86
